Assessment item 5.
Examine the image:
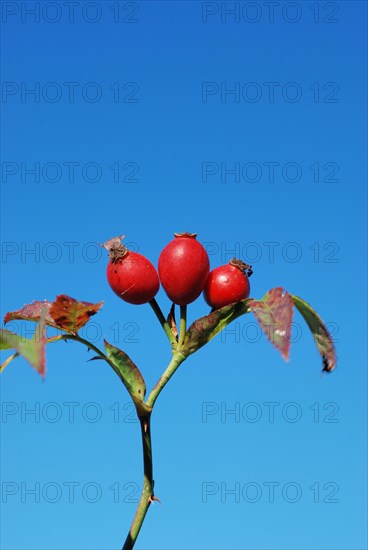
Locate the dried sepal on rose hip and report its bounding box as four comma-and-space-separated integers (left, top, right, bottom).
204, 258, 252, 309
158, 232, 210, 306
102, 236, 159, 305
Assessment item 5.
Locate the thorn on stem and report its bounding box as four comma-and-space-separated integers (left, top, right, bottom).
148, 494, 161, 505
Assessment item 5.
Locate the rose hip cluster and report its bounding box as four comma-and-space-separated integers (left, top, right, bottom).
102, 233, 252, 309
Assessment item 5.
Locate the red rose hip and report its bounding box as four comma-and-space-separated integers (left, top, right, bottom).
158, 232, 210, 305
102, 236, 159, 305
204, 258, 252, 309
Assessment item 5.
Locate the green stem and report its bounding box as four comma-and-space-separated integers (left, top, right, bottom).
146, 352, 186, 408
149, 299, 177, 349
62, 334, 106, 358
122, 414, 154, 550
63, 321, 186, 548
123, 345, 188, 547
178, 304, 187, 349
122, 349, 187, 548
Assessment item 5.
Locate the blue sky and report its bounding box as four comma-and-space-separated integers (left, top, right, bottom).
1, 1, 367, 549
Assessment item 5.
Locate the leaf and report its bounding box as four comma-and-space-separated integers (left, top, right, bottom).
248, 288, 293, 361
0, 309, 47, 376
4, 296, 103, 335
292, 295, 336, 372
4, 300, 58, 328
104, 340, 149, 415
49, 295, 103, 334
181, 300, 251, 357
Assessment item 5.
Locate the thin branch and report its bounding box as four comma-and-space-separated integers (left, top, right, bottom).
178, 304, 187, 349
122, 415, 154, 550
149, 299, 177, 348
146, 352, 186, 409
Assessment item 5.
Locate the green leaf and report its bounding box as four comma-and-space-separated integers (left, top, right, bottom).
181, 300, 251, 357
0, 309, 47, 376
248, 288, 293, 361
292, 295, 336, 372
0, 331, 16, 351
104, 340, 149, 414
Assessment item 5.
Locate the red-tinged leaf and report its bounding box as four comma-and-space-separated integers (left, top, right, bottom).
248, 288, 293, 361
4, 300, 59, 329
182, 299, 251, 357
104, 340, 150, 416
49, 295, 103, 334
292, 295, 336, 373
0, 309, 47, 376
